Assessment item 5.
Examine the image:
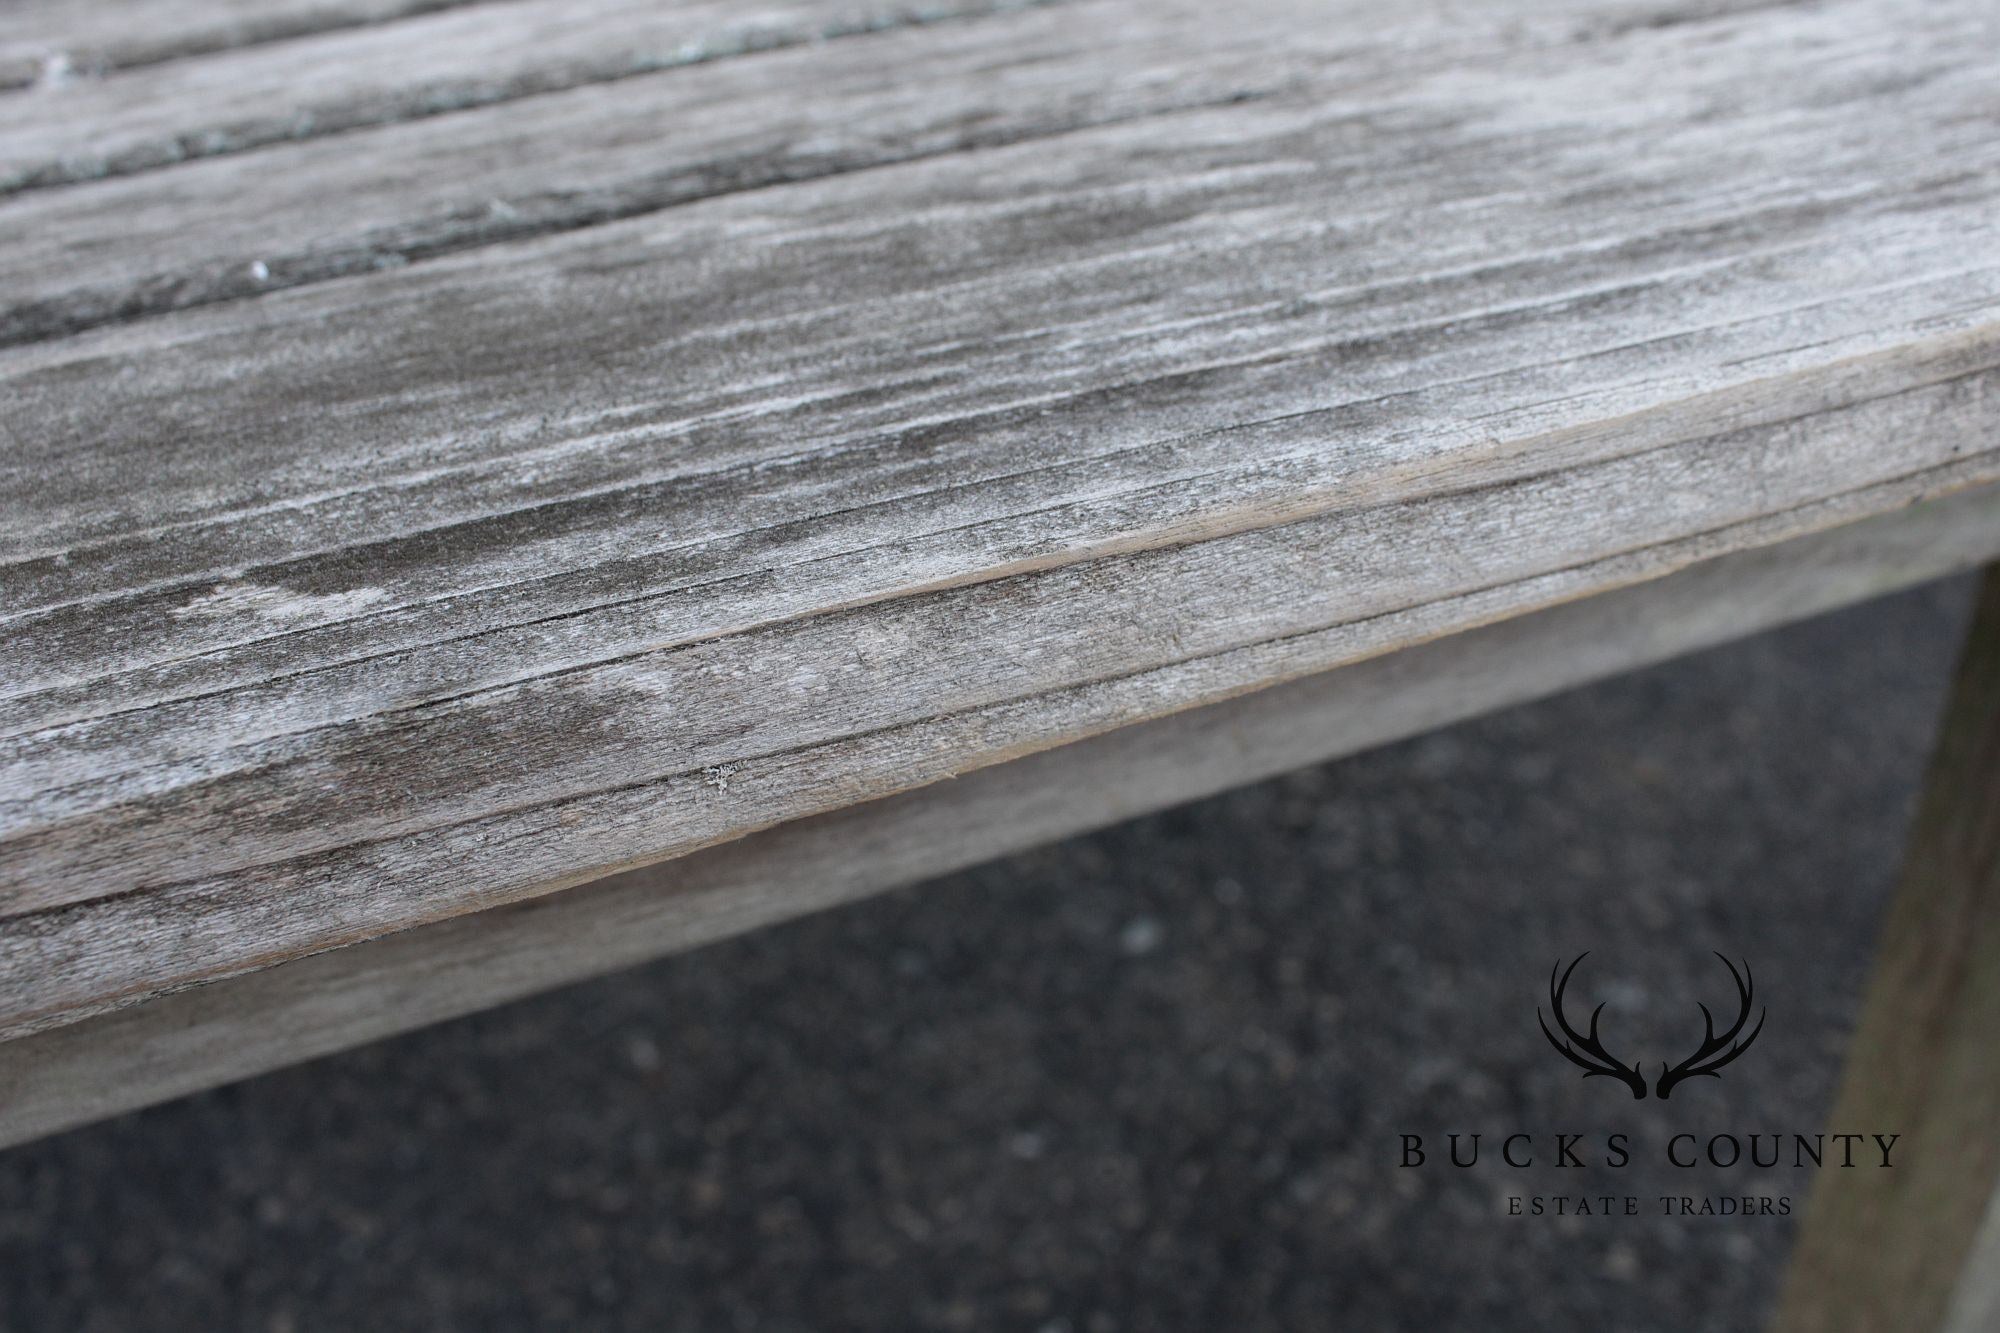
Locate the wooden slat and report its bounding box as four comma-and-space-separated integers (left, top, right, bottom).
1773, 564, 2000, 1333
4, 432, 1993, 1035
0, 0, 490, 92
0, 0, 1847, 344
0, 0, 1065, 192
3, 483, 1994, 1149
3, 0, 1998, 1041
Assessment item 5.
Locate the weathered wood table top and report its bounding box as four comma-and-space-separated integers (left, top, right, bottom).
2, 0, 1998, 1135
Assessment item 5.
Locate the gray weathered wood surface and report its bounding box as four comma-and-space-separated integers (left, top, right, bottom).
0, 0, 486, 92
2, 0, 1998, 1050
4, 486, 1996, 1148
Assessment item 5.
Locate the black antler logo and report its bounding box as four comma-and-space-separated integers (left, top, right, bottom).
1539, 952, 1765, 1100
1539, 954, 1648, 1099
1654, 954, 1765, 1099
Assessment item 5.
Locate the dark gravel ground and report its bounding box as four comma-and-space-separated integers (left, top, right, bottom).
0, 576, 1978, 1333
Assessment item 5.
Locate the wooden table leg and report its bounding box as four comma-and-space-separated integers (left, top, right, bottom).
1773, 564, 2000, 1332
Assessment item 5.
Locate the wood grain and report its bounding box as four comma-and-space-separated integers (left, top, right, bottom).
0, 0, 1836, 344
3, 484, 1994, 1149
0, 0, 1067, 193
0, 0, 492, 93
1773, 564, 2000, 1333
2, 0, 1998, 1041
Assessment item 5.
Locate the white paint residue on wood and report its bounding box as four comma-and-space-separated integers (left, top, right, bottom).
169, 581, 390, 623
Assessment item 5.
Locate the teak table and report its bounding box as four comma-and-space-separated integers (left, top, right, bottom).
1, 0, 1996, 1325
